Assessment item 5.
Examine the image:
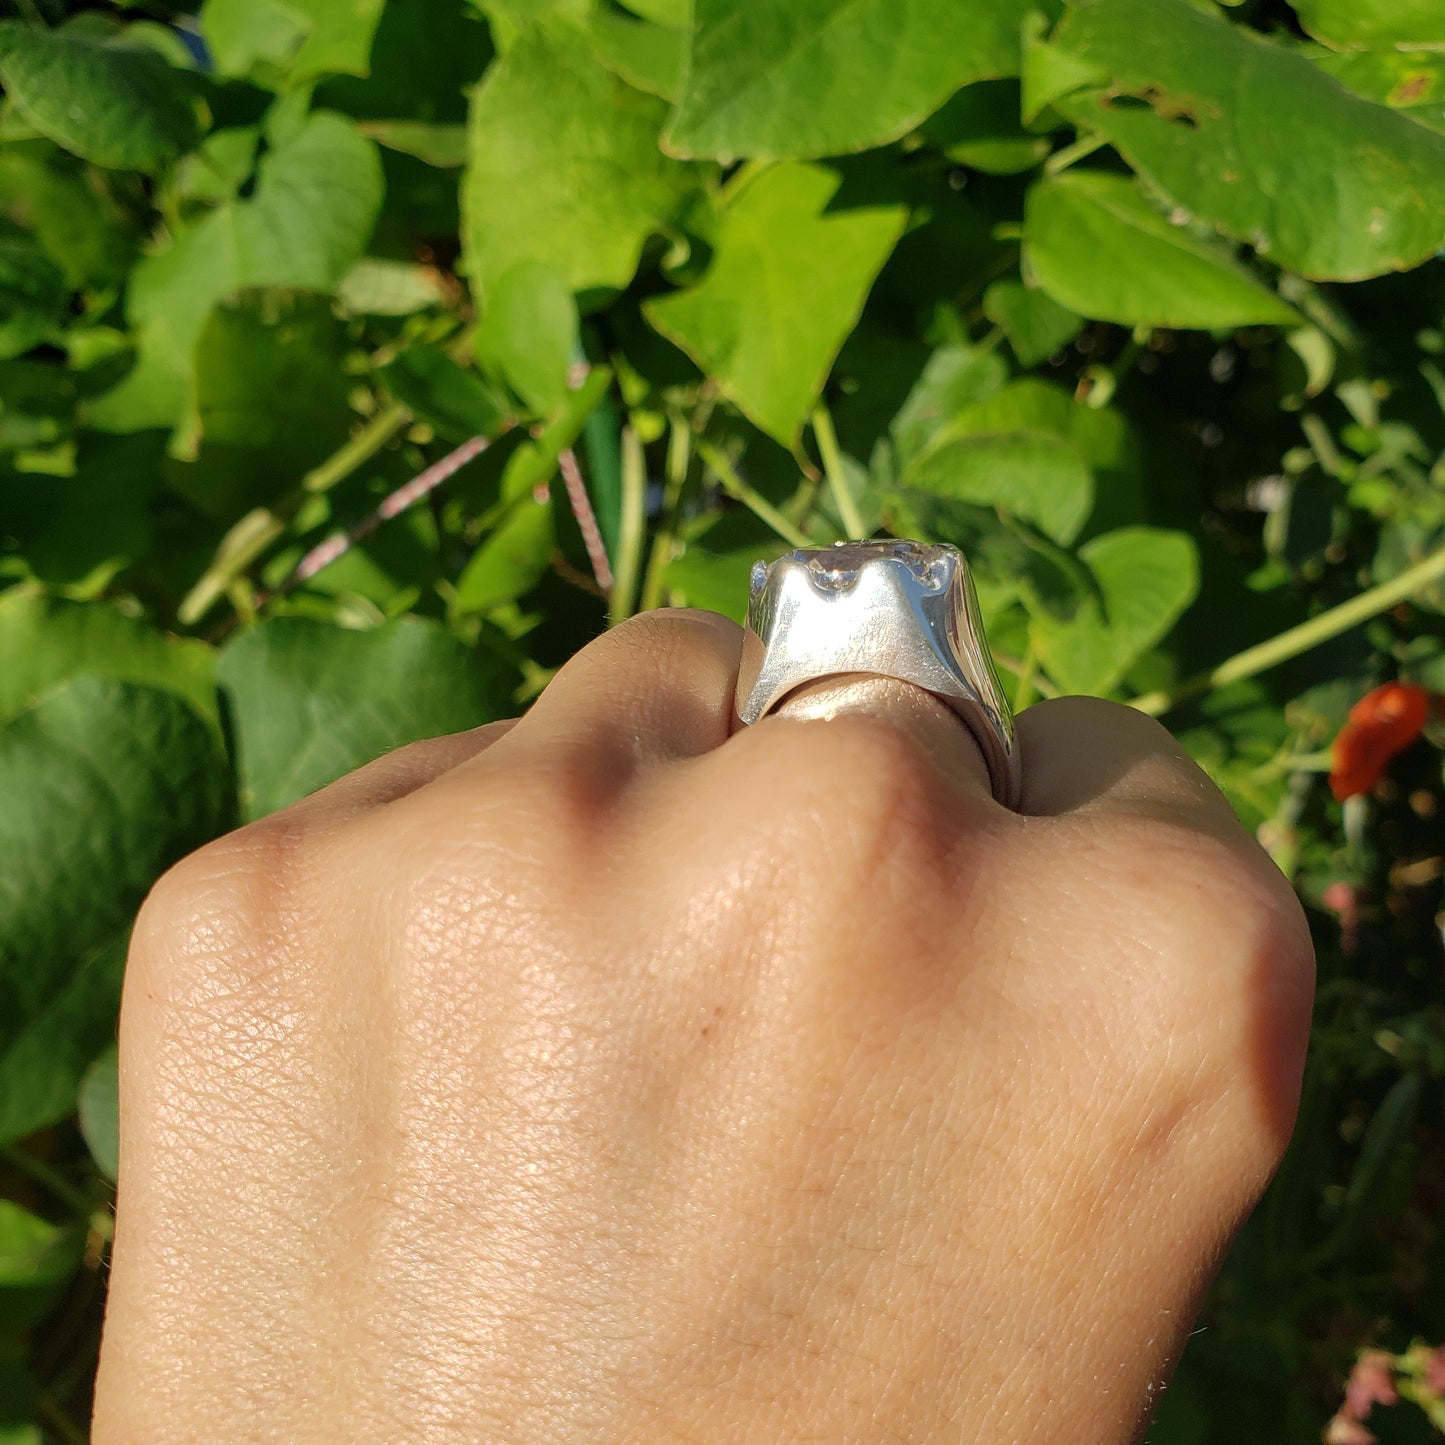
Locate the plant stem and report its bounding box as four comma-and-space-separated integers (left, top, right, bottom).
3, 1145, 91, 1217
37, 1393, 87, 1445
178, 401, 412, 626
1129, 543, 1445, 716
639, 414, 691, 612
811, 403, 866, 540
697, 441, 811, 549
608, 426, 647, 626
1043, 132, 1107, 175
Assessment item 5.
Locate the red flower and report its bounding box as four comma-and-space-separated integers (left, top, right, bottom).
1329, 683, 1431, 802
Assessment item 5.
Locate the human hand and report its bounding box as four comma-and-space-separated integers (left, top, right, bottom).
93, 609, 1314, 1443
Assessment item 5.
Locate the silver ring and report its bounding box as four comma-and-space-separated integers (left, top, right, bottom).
734, 540, 1020, 808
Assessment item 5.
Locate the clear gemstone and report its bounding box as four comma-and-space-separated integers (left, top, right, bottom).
802, 540, 948, 592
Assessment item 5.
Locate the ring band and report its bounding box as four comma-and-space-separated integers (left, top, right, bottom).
734, 540, 1020, 808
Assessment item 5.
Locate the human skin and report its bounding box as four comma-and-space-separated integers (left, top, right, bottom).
93, 609, 1315, 1443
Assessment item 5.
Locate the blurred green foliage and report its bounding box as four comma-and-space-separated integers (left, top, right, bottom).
1, 0, 1444, 1438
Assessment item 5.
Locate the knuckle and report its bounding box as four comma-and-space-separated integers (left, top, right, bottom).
1082, 815, 1315, 1132
128, 812, 326, 1015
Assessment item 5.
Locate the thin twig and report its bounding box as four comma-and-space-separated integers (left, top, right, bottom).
3, 1144, 91, 1217
558, 447, 613, 590
1043, 132, 1108, 176
639, 414, 692, 612
1129, 543, 1445, 716
697, 440, 811, 550
811, 402, 866, 541
259, 432, 503, 605
608, 426, 647, 625
178, 401, 412, 625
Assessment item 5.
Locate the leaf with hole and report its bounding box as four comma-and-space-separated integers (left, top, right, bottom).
1043, 0, 1445, 280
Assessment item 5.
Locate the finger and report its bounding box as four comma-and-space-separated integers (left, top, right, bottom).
763, 674, 998, 806
500, 608, 743, 763
1014, 697, 1314, 1162
1016, 695, 1244, 837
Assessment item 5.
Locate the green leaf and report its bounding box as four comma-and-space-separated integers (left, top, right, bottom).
1024, 169, 1302, 328
168, 291, 354, 522
0, 241, 66, 361
216, 616, 514, 819
453, 492, 556, 614
172, 126, 260, 204
358, 120, 469, 166
982, 278, 1084, 366
0, 1339, 41, 1445
0, 680, 230, 1144
919, 80, 1051, 175
0, 933, 127, 1152
0, 147, 138, 290
1021, 5, 1108, 123
200, 0, 387, 82
887, 343, 1010, 472
383, 344, 512, 442
0, 592, 217, 727
468, 0, 592, 44
476, 262, 580, 415
1314, 50, 1445, 135
664, 0, 1035, 159
618, 0, 690, 24
18, 432, 167, 590
0, 1201, 82, 1326
1030, 525, 1199, 694
318, 0, 493, 124
463, 20, 703, 302
88, 112, 383, 432
0, 23, 198, 172
77, 1043, 119, 1183
644, 161, 907, 444
662, 542, 779, 620
1291, 0, 1445, 51
1046, 0, 1445, 281
899, 432, 1093, 545
585, 10, 685, 101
